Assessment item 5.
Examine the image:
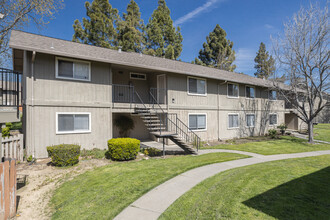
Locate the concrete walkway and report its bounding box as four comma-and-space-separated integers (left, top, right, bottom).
292, 132, 330, 144
114, 149, 330, 220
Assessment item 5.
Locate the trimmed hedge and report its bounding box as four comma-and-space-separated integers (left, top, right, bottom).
47, 144, 81, 167
107, 138, 140, 161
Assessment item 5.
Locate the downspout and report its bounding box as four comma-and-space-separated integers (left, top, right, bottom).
31, 51, 36, 158
217, 80, 227, 141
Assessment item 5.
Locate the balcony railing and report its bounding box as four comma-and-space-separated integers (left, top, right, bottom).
0, 68, 21, 107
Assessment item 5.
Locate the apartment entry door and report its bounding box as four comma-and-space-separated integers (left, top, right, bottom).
157, 74, 167, 104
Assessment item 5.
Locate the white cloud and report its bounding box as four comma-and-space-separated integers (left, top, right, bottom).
234, 48, 256, 73
264, 24, 275, 30
174, 0, 227, 26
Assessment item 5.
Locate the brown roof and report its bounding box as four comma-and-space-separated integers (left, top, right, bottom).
9, 30, 276, 88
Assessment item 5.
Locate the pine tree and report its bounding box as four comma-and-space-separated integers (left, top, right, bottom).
72, 0, 119, 49
194, 24, 236, 71
145, 0, 183, 59
117, 0, 145, 53
254, 42, 275, 79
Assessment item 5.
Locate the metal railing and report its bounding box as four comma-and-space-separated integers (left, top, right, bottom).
0, 68, 21, 107
112, 84, 134, 103
150, 88, 167, 105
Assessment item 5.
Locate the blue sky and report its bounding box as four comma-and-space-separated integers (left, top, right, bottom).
24, 0, 325, 76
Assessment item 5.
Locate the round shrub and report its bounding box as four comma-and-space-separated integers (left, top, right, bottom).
47, 144, 81, 166
107, 138, 140, 161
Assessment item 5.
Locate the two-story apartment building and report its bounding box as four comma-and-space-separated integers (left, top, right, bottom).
9, 30, 304, 158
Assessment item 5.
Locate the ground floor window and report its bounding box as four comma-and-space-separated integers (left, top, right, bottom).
56, 113, 91, 134
246, 114, 255, 127
189, 114, 206, 131
269, 114, 277, 125
228, 114, 239, 128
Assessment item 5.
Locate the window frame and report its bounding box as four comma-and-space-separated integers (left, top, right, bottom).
55, 57, 91, 82
268, 90, 277, 101
227, 83, 239, 98
187, 76, 207, 96
130, 72, 147, 80
245, 85, 256, 99
56, 112, 91, 134
228, 113, 239, 129
188, 113, 207, 131
269, 113, 278, 126
246, 113, 256, 128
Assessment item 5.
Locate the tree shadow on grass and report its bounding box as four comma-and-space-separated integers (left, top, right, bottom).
243, 166, 330, 220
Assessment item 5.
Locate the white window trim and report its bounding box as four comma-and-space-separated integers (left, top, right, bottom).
245, 85, 256, 99
187, 76, 207, 96
246, 113, 256, 128
228, 113, 239, 129
130, 72, 147, 80
55, 57, 91, 82
269, 113, 278, 126
268, 90, 277, 101
188, 113, 207, 132
56, 112, 91, 134
227, 83, 239, 98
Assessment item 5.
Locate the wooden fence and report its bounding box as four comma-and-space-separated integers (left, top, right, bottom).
0, 159, 17, 220
0, 135, 23, 162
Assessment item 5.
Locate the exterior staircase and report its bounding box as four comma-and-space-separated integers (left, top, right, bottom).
134, 107, 199, 155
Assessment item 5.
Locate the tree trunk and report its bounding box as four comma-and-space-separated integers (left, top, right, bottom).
307, 121, 314, 143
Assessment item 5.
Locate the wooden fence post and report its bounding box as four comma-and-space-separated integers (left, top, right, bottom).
9, 160, 16, 218
0, 163, 4, 219
3, 161, 9, 220
0, 133, 2, 160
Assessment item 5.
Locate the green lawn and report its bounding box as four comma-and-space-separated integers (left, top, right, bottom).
160, 155, 330, 220
51, 153, 248, 219
314, 123, 330, 142
203, 136, 330, 155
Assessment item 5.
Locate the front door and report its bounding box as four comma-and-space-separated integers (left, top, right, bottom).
157, 74, 166, 104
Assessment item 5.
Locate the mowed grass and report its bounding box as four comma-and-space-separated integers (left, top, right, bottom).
204, 136, 330, 155
51, 153, 248, 219
314, 123, 330, 142
160, 155, 330, 220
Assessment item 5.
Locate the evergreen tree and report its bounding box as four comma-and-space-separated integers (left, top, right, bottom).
194, 24, 236, 71
145, 0, 183, 59
72, 0, 119, 49
117, 0, 145, 53
254, 42, 275, 79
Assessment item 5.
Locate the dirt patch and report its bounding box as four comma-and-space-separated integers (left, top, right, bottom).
15, 158, 111, 219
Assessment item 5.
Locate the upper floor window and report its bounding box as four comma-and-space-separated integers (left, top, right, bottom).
269, 114, 277, 125
228, 113, 239, 129
56, 113, 91, 134
246, 86, 255, 98
189, 114, 206, 131
269, 90, 277, 100
56, 57, 91, 81
228, 83, 239, 98
188, 77, 206, 95
130, 72, 146, 80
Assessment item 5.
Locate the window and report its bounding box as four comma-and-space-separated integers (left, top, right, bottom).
189, 114, 206, 131
227, 83, 239, 97
269, 90, 277, 100
188, 77, 206, 95
56, 57, 90, 81
57, 113, 91, 134
246, 114, 255, 127
269, 114, 277, 125
130, 72, 146, 80
246, 86, 255, 98
228, 114, 239, 128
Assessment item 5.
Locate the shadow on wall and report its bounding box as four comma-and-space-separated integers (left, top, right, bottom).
243, 166, 330, 220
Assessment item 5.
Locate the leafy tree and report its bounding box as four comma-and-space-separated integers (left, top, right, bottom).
117, 0, 145, 53
145, 0, 183, 59
194, 24, 236, 71
72, 0, 119, 49
0, 0, 63, 65
254, 42, 275, 79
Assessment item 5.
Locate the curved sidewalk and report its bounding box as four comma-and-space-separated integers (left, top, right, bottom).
114, 150, 330, 220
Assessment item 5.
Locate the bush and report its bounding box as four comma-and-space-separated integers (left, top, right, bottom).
277, 123, 288, 135
2, 127, 10, 137
107, 138, 140, 161
143, 147, 161, 157
47, 144, 81, 166
5, 122, 13, 129
268, 129, 277, 139
114, 115, 135, 137
27, 155, 33, 163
